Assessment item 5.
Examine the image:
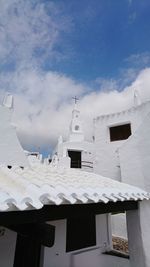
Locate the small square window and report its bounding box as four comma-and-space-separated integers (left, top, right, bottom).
109, 124, 131, 142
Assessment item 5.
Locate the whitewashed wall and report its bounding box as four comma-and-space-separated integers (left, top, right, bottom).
72, 249, 129, 267
94, 101, 150, 181
0, 105, 28, 167
119, 111, 150, 191
126, 200, 150, 267
44, 220, 70, 267
44, 215, 129, 267
56, 141, 95, 172
93, 101, 150, 241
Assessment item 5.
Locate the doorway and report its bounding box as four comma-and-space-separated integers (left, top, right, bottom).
68, 150, 81, 168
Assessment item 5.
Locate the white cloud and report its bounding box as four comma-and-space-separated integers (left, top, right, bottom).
0, 67, 150, 154
95, 78, 118, 92
125, 52, 150, 68
128, 0, 133, 5
129, 12, 137, 23
84, 68, 150, 126
1, 0, 150, 155
0, 0, 69, 67
69, 68, 149, 144
1, 68, 85, 151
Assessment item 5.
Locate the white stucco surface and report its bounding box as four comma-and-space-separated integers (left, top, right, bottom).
93, 101, 150, 241
96, 214, 112, 250
53, 103, 95, 172
94, 101, 150, 181
126, 200, 150, 267
72, 249, 129, 267
69, 105, 85, 142
0, 104, 27, 167
119, 111, 150, 191
56, 140, 94, 171
44, 220, 70, 267
43, 215, 129, 267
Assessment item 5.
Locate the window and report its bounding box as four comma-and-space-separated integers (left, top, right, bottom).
7, 165, 12, 169
109, 123, 131, 142
75, 125, 79, 131
103, 213, 129, 258
68, 150, 81, 168
66, 215, 96, 252
111, 213, 128, 253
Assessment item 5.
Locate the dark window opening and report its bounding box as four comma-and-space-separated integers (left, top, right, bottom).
75, 125, 79, 131
7, 165, 12, 169
68, 150, 81, 168
66, 215, 96, 252
109, 123, 131, 142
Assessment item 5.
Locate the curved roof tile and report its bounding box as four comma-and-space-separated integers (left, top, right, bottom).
0, 164, 149, 211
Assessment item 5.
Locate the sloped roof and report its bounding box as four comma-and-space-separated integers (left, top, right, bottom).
0, 164, 149, 211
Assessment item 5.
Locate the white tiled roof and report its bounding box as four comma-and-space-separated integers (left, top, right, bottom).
0, 164, 149, 211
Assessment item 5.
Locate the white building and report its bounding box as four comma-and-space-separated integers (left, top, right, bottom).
52, 102, 94, 172
53, 94, 150, 193
93, 98, 150, 190
0, 93, 150, 267
0, 162, 150, 267
53, 95, 150, 243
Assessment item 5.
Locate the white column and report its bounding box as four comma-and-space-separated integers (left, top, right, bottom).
96, 214, 112, 251
126, 200, 150, 267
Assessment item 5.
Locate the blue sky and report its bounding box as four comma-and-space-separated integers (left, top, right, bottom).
44, 0, 150, 82
1, 0, 150, 154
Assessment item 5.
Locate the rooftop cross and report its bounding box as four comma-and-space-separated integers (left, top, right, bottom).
72, 96, 79, 105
